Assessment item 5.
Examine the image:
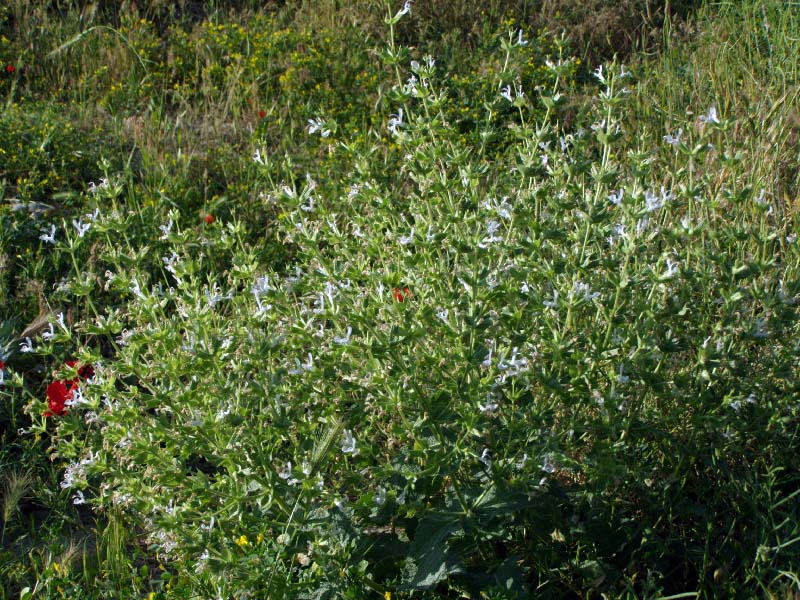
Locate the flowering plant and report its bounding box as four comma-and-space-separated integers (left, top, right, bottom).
12, 3, 800, 598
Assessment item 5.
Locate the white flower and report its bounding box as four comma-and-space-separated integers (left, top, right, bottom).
608, 190, 624, 205
543, 289, 559, 309
375, 487, 386, 506
515, 29, 528, 46
571, 281, 599, 302
252, 274, 274, 297
607, 223, 627, 247
72, 218, 91, 238
307, 117, 331, 137
196, 549, 210, 573
87, 177, 108, 194
253, 147, 268, 165
618, 365, 630, 384
405, 73, 418, 94
61, 461, 85, 489
499, 83, 524, 103
498, 347, 529, 374
663, 128, 683, 146
162, 252, 182, 282
479, 448, 492, 469
159, 219, 173, 239
398, 0, 412, 16
541, 454, 556, 474
19, 337, 34, 353
388, 108, 404, 134
478, 219, 503, 248
664, 257, 678, 278
478, 396, 499, 413
334, 326, 352, 345
481, 345, 494, 368
645, 190, 662, 212
288, 353, 314, 375
399, 227, 415, 245
593, 65, 605, 83
278, 462, 298, 485
41, 322, 55, 341
341, 429, 358, 455
39, 224, 56, 244
131, 278, 145, 299
205, 285, 223, 307
435, 308, 449, 323
699, 106, 720, 124
65, 386, 86, 408
200, 517, 215, 533
515, 453, 528, 470
73, 490, 86, 505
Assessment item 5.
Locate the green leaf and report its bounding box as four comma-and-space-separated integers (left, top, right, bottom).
401, 515, 465, 589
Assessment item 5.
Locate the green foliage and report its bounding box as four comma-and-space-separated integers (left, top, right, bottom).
1, 1, 799, 599
0, 104, 120, 204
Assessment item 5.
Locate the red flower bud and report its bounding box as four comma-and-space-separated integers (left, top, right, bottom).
5, 65, 14, 73
258, 110, 266, 119
204, 214, 214, 224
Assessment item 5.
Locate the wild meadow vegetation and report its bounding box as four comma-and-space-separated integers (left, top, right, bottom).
1, 0, 799, 598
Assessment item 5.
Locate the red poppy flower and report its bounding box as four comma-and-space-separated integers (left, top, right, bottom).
204, 214, 214, 224
258, 110, 266, 119
64, 359, 93, 381
393, 287, 411, 302
45, 380, 72, 417
44, 361, 94, 417
5, 65, 14, 73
